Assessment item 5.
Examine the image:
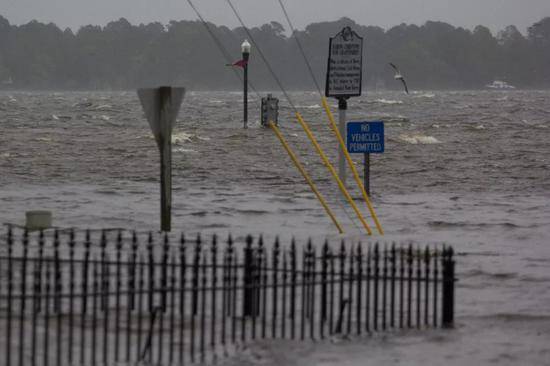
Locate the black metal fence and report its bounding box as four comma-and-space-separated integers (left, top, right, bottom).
0, 227, 455, 365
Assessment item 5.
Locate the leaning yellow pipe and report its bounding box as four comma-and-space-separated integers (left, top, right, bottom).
294, 112, 373, 235
269, 121, 344, 234
321, 96, 385, 235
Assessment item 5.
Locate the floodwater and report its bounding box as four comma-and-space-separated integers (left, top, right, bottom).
1, 90, 549, 365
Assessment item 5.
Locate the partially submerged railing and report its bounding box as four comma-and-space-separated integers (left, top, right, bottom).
0, 227, 455, 365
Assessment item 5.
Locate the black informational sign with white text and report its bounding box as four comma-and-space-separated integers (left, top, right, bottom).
325, 27, 363, 98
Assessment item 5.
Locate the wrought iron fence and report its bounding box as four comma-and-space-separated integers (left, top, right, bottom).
0, 227, 455, 365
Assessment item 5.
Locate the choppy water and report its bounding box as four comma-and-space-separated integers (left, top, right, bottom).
1, 90, 550, 365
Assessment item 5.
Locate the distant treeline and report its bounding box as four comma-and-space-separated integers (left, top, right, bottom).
0, 15, 549, 90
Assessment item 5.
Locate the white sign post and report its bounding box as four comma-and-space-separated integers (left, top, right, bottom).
325, 27, 363, 185
138, 86, 185, 232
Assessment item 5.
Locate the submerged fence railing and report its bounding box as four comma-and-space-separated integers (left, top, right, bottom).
0, 227, 455, 365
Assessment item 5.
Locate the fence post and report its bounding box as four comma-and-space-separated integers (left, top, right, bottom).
442, 247, 455, 328
243, 235, 254, 317
6, 225, 13, 366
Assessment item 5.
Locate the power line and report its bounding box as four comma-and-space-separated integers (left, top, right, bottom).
184, 0, 262, 100
276, 0, 322, 95
224, 0, 296, 111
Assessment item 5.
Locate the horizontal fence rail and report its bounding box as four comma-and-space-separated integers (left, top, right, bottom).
0, 227, 455, 366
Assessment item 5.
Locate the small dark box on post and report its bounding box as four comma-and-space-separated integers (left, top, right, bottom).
261, 94, 279, 127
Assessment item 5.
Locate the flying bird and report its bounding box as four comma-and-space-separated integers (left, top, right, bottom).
389, 63, 409, 94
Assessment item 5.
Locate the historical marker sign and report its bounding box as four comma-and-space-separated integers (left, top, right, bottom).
325, 26, 363, 98
346, 121, 384, 154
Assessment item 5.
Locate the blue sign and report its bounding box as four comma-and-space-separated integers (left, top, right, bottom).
346, 121, 384, 153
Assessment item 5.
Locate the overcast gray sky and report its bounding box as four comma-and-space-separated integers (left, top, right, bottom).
2, 0, 550, 34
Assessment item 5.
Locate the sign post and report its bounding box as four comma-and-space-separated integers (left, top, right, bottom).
138, 86, 185, 232
325, 26, 363, 186
346, 121, 384, 197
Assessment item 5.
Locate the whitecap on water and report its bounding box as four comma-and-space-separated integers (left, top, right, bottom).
173, 147, 198, 153
95, 104, 113, 110
415, 93, 436, 98
374, 98, 403, 105
172, 132, 193, 144
51, 114, 71, 121
0, 152, 11, 158
34, 137, 53, 142
398, 133, 441, 144
373, 113, 409, 123
296, 104, 321, 109
171, 131, 209, 144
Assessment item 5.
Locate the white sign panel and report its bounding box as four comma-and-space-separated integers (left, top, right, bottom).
325, 27, 363, 98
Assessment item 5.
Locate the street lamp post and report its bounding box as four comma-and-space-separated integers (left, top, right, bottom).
242, 39, 251, 129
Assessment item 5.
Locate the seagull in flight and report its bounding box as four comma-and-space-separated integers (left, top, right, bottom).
389, 63, 409, 94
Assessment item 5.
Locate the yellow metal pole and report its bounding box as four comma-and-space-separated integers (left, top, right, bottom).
321, 96, 385, 235
269, 121, 344, 234
294, 112, 373, 235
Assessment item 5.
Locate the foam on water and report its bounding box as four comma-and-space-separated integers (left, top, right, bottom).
397, 133, 441, 144
375, 98, 403, 105
416, 92, 436, 98
295, 104, 322, 109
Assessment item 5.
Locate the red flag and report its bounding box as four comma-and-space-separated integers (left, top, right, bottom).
226, 59, 248, 68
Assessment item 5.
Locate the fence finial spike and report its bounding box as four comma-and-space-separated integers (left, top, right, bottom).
212, 233, 217, 249
227, 233, 233, 248
101, 228, 107, 244
424, 246, 430, 262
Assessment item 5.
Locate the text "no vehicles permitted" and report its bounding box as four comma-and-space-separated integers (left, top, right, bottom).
346, 121, 385, 154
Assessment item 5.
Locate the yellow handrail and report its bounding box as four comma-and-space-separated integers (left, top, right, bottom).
321, 96, 384, 235
269, 121, 344, 234
294, 112, 373, 235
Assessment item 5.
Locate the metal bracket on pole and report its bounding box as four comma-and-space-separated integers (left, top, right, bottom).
138, 86, 186, 232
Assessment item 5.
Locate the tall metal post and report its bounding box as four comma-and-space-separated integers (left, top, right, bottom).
158, 87, 172, 232
363, 152, 370, 197
338, 97, 348, 185
242, 40, 251, 129
137, 86, 185, 232
442, 247, 455, 327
